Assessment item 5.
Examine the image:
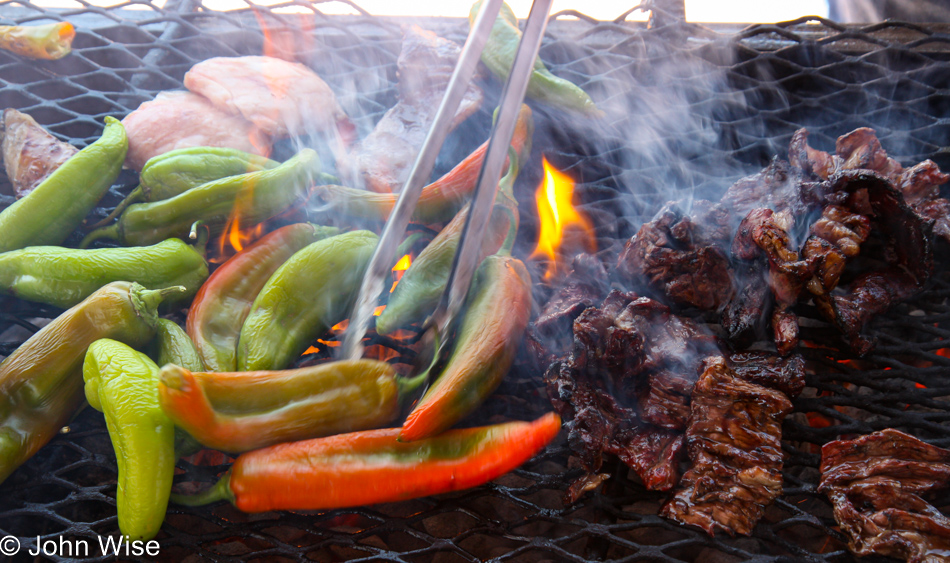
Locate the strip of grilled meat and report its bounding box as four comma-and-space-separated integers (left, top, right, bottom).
819, 429, 950, 563
1, 108, 77, 198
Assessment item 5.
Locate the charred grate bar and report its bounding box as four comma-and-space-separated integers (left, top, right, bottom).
1, 1, 949, 561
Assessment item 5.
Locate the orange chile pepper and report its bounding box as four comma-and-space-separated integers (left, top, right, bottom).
314, 104, 532, 225
186, 223, 338, 372
171, 412, 560, 513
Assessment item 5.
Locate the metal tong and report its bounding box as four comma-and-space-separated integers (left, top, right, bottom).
341, 0, 552, 362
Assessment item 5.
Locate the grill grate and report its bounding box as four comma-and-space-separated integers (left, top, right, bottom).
1, 2, 949, 561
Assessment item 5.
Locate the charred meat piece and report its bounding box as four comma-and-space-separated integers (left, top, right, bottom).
801, 235, 847, 296
810, 205, 871, 258
661, 356, 792, 537
339, 26, 483, 193
913, 198, 950, 244
898, 160, 950, 245
819, 429, 950, 563
788, 127, 837, 180
720, 261, 771, 349
617, 205, 733, 311
836, 127, 903, 181
1, 108, 77, 198
727, 351, 805, 397
122, 91, 270, 171
607, 423, 684, 492
720, 157, 810, 219
526, 253, 609, 368
184, 56, 355, 146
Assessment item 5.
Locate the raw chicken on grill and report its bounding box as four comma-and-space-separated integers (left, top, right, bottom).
184, 55, 356, 146
337, 26, 483, 193
819, 429, 950, 563
121, 90, 271, 171
0, 108, 77, 198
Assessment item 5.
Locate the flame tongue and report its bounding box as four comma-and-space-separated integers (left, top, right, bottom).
531, 157, 596, 280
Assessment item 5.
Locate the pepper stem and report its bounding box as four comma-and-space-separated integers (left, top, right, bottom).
87, 186, 142, 230
79, 223, 120, 249
132, 284, 187, 320
169, 474, 234, 507
189, 221, 210, 257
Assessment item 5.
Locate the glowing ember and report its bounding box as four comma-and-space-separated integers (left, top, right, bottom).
530, 157, 596, 280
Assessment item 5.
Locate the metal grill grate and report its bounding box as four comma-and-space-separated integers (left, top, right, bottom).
0, 2, 949, 561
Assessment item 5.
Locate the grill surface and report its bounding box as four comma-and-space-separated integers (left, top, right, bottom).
1, 2, 949, 562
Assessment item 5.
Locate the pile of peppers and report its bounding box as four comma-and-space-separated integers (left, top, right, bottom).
0, 21, 599, 535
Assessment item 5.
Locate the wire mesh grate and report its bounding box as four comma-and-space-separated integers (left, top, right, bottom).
0, 2, 949, 561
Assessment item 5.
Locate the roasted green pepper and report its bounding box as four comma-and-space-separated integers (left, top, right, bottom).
148, 318, 204, 456
93, 147, 280, 229
157, 360, 400, 452
0, 281, 181, 484
187, 223, 339, 372
375, 155, 520, 336
315, 104, 533, 225
237, 230, 378, 371
0, 116, 126, 253
0, 238, 208, 309
400, 253, 532, 441
83, 339, 175, 541
470, 1, 603, 117
80, 148, 321, 248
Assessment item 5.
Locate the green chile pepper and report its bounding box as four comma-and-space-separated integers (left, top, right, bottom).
237, 230, 378, 371
83, 339, 175, 541
0, 116, 127, 252
148, 318, 205, 456
93, 147, 281, 229
80, 148, 321, 248
400, 253, 532, 441
157, 360, 400, 452
0, 281, 181, 485
187, 223, 339, 372
0, 238, 208, 309
470, 1, 603, 117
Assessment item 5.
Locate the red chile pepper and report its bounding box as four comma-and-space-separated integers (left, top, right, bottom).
157, 360, 400, 453
186, 223, 339, 372
314, 104, 533, 225
399, 253, 532, 442
171, 412, 560, 513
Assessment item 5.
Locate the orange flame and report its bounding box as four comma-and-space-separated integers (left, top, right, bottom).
391, 254, 412, 292
530, 157, 596, 281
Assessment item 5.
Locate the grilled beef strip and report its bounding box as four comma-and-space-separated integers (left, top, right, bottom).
819, 429, 950, 563
720, 260, 772, 349
1, 108, 78, 198
661, 356, 793, 536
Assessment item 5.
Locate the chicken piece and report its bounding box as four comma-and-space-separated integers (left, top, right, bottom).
339, 26, 483, 193
184, 55, 355, 146
121, 91, 271, 171
1, 108, 77, 197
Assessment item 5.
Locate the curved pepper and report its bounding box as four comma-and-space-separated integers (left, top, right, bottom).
0, 22, 74, 60
314, 104, 533, 225
171, 412, 560, 513
148, 318, 204, 456
83, 339, 175, 541
0, 238, 208, 309
80, 148, 321, 248
400, 253, 532, 441
93, 147, 280, 229
470, 1, 603, 117
0, 116, 126, 252
375, 154, 520, 336
187, 223, 339, 372
237, 229, 378, 371
0, 281, 181, 485
157, 360, 399, 452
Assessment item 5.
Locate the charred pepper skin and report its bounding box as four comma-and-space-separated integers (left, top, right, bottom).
237, 230, 378, 371
315, 104, 534, 225
470, 1, 603, 117
400, 254, 532, 442
157, 360, 400, 453
80, 148, 321, 248
0, 238, 208, 309
0, 281, 180, 485
97, 147, 280, 229
0, 116, 127, 252
83, 339, 175, 541
172, 412, 560, 513
187, 223, 339, 372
